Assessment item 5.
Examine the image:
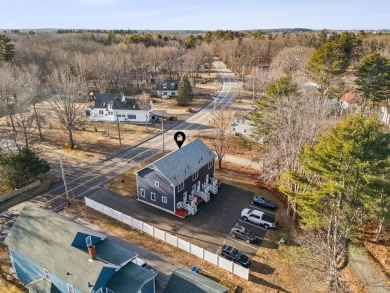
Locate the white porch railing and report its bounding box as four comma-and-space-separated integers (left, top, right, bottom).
195, 189, 210, 202
177, 200, 197, 215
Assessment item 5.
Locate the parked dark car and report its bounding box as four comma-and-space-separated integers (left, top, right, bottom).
230, 224, 256, 243
252, 195, 277, 210
220, 245, 251, 267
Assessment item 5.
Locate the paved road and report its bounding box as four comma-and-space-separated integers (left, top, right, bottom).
349, 248, 390, 293
0, 58, 238, 240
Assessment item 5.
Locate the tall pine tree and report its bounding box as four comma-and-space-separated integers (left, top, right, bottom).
282, 115, 390, 291
177, 74, 193, 106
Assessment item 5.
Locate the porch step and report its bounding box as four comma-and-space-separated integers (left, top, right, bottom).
175, 209, 188, 218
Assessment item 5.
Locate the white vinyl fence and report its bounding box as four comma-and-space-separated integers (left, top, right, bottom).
85, 197, 249, 280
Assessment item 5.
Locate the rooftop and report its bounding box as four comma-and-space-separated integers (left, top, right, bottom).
137, 139, 216, 186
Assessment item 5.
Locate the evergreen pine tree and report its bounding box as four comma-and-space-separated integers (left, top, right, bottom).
177, 74, 193, 106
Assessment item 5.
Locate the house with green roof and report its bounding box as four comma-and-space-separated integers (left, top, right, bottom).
4, 205, 155, 293
163, 268, 228, 293
135, 139, 218, 218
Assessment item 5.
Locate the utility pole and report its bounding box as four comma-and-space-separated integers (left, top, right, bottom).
58, 156, 70, 205
161, 118, 165, 152
117, 114, 122, 146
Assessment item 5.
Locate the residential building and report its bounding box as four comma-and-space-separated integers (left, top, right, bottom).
5, 205, 155, 293
230, 112, 254, 141
156, 80, 180, 98
136, 139, 218, 217
163, 268, 228, 293
87, 93, 153, 123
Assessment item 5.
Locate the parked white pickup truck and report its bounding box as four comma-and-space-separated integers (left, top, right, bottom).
241, 208, 277, 229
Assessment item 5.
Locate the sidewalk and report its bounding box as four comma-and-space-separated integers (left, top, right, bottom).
223, 154, 261, 171
349, 247, 390, 293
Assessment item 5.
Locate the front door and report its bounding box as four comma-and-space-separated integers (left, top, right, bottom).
197, 181, 201, 191
206, 174, 209, 184
183, 192, 187, 203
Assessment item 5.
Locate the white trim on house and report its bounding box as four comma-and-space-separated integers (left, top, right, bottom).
138, 197, 176, 215
162, 196, 167, 203
155, 181, 160, 187
86, 235, 92, 247
178, 181, 184, 192
67, 284, 74, 293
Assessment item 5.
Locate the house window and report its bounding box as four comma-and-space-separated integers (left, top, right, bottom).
86, 236, 92, 247
192, 184, 196, 191
162, 196, 167, 203
128, 114, 136, 119
178, 181, 184, 192
99, 110, 104, 115
192, 171, 198, 181
151, 192, 156, 201
140, 189, 145, 197
155, 181, 160, 187
208, 160, 213, 169
43, 268, 50, 281
163, 91, 168, 95
67, 284, 74, 293
108, 111, 113, 115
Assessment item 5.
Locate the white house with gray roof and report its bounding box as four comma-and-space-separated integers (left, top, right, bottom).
87, 93, 153, 123
136, 139, 218, 217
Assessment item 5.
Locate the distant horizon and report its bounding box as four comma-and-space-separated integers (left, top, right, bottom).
2, 0, 389, 31
3, 28, 390, 32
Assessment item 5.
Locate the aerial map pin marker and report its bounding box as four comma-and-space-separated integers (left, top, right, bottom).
174, 131, 186, 148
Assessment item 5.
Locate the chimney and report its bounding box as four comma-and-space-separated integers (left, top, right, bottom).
88, 245, 96, 261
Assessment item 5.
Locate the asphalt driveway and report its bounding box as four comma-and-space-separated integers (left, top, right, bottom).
88, 183, 269, 259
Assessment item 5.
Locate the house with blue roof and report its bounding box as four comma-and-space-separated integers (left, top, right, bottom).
135, 139, 218, 217
4, 205, 156, 293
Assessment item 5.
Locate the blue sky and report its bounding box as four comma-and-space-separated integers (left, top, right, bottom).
1, 0, 389, 30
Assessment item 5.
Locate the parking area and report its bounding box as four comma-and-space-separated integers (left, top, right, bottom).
88, 183, 278, 262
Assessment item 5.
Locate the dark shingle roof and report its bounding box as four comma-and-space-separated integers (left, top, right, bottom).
93, 93, 151, 111
4, 206, 143, 293
163, 268, 228, 293
94, 93, 124, 108
156, 80, 180, 90
137, 139, 216, 186
106, 262, 155, 293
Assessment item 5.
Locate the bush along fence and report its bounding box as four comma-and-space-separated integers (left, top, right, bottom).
85, 197, 249, 280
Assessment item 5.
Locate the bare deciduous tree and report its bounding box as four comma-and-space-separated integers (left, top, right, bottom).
136, 91, 152, 131
203, 109, 234, 168
49, 68, 87, 149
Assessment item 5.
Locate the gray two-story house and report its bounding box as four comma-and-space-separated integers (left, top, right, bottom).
136, 139, 218, 217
